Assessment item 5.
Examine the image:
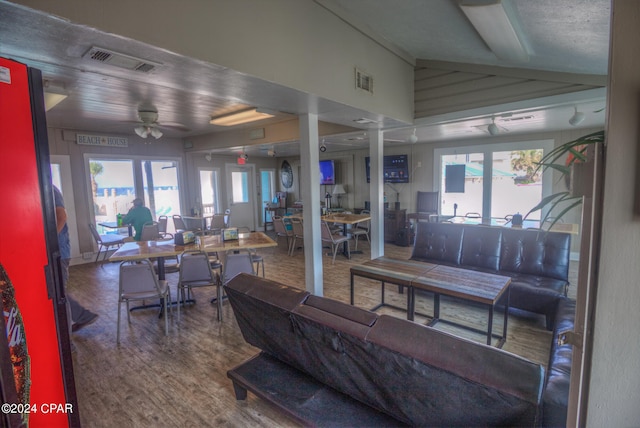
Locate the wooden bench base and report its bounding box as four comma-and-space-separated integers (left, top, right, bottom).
227, 352, 405, 427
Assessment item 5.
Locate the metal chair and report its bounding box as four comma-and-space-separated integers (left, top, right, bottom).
117, 259, 171, 343
158, 215, 173, 238
236, 226, 264, 277
350, 210, 370, 250
289, 217, 304, 256
209, 214, 227, 235
222, 249, 256, 286
177, 250, 221, 321
273, 215, 293, 254
89, 223, 124, 263
321, 220, 350, 264
140, 221, 161, 241
172, 214, 188, 232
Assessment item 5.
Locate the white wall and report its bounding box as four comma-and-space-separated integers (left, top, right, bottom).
586, 1, 640, 425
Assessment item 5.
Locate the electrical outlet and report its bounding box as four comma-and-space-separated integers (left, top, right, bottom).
417, 161, 422, 168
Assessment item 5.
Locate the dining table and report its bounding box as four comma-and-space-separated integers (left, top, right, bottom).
322, 213, 371, 258
109, 231, 277, 314
98, 221, 133, 237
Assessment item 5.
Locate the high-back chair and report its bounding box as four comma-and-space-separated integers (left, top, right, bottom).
289, 217, 304, 256
222, 250, 256, 286
158, 215, 173, 238
89, 223, 125, 263
177, 250, 221, 321
235, 226, 264, 277
140, 221, 161, 241
273, 216, 293, 254
209, 214, 227, 235
117, 259, 171, 343
321, 221, 351, 264
351, 210, 370, 250
172, 214, 188, 232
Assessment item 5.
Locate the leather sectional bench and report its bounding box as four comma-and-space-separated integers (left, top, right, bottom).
225, 273, 545, 426
410, 222, 571, 330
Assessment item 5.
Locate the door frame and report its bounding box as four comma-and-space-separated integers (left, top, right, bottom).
50, 155, 81, 262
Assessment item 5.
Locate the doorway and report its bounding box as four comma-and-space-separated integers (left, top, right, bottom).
225, 163, 257, 230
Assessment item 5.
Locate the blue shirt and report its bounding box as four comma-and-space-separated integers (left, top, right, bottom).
53, 186, 71, 259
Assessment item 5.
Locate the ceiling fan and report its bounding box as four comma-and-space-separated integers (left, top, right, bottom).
133, 108, 189, 139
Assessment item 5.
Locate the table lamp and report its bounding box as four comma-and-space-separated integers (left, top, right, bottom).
333, 184, 346, 208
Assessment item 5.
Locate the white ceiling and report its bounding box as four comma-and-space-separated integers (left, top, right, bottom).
0, 0, 611, 157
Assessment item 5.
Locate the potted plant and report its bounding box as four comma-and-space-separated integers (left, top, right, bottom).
525, 130, 604, 229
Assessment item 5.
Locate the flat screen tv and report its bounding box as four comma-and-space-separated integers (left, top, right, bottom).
365, 154, 410, 183
319, 159, 335, 185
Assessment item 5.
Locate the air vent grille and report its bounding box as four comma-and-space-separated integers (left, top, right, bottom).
83, 46, 161, 73
355, 68, 373, 94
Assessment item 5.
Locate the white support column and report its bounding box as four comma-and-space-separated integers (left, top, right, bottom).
369, 130, 384, 259
299, 113, 324, 296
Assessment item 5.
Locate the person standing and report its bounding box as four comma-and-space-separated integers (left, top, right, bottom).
53, 186, 99, 332
122, 198, 153, 241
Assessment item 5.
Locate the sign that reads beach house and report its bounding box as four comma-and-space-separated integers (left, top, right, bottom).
76, 134, 128, 148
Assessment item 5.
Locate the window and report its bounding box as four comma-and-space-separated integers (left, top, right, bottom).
231, 171, 249, 204
199, 168, 221, 215
86, 156, 182, 233
260, 169, 276, 222
435, 140, 552, 219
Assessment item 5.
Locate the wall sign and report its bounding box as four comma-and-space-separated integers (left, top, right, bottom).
76, 133, 128, 147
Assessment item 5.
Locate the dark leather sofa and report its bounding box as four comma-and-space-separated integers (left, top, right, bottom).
542, 297, 576, 427
225, 273, 545, 427
411, 222, 571, 329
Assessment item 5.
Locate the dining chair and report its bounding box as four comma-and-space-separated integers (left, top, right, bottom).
289, 217, 304, 256
172, 214, 188, 232
321, 220, 350, 264
209, 214, 227, 235
158, 215, 173, 238
222, 250, 256, 286
351, 210, 370, 250
177, 250, 222, 321
140, 221, 161, 241
117, 259, 171, 343
235, 226, 264, 277
89, 223, 125, 263
273, 216, 293, 254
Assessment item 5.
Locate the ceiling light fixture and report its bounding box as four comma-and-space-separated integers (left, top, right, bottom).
569, 107, 586, 126
134, 125, 163, 139
407, 128, 418, 144
488, 118, 499, 135
267, 148, 276, 157
459, 0, 529, 62
210, 107, 275, 126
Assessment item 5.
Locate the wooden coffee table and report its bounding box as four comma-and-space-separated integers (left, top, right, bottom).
411, 265, 511, 347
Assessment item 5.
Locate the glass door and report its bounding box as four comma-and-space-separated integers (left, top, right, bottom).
440, 152, 484, 216
89, 158, 135, 234
199, 168, 221, 216
225, 163, 256, 230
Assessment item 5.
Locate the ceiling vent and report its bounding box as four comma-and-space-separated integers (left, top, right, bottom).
355, 68, 373, 94
83, 46, 161, 73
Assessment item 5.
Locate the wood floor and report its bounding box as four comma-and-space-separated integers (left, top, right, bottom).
68, 235, 577, 427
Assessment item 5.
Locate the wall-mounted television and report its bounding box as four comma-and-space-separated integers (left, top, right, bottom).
365, 154, 410, 183
319, 159, 335, 185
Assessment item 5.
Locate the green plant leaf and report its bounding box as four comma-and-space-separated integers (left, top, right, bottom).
525, 192, 570, 218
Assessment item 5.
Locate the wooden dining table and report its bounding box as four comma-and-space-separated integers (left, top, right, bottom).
322, 213, 371, 258
109, 231, 277, 279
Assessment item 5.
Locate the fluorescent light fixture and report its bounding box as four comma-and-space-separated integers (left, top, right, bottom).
569, 107, 585, 126
460, 0, 529, 62
210, 108, 275, 126
43, 92, 68, 111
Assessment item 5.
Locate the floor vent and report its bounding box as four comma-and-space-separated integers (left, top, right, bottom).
83, 46, 161, 73
355, 68, 373, 94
